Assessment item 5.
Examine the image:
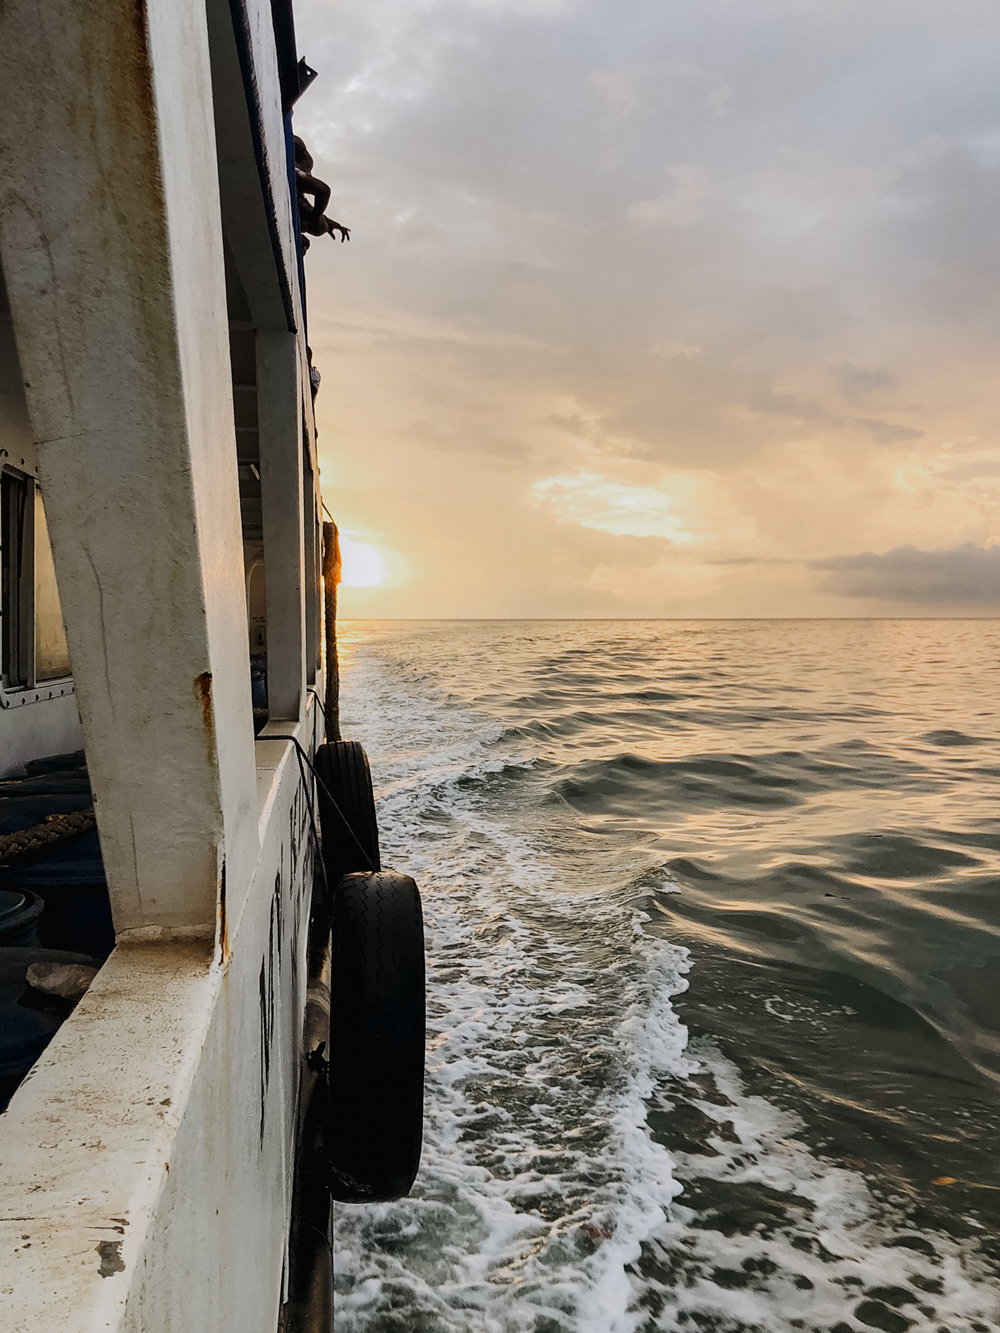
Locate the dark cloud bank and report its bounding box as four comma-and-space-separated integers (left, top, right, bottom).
813, 544, 1000, 606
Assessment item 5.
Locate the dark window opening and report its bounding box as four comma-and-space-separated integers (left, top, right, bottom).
1, 267, 72, 694
1, 473, 71, 690
1, 470, 30, 686
223, 237, 268, 733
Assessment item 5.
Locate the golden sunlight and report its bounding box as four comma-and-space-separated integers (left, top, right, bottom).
530, 471, 697, 544
338, 534, 389, 587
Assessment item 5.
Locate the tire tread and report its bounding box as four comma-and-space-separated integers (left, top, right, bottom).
315, 741, 380, 887
328, 871, 425, 1202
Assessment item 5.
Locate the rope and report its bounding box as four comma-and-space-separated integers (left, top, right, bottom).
0, 807, 96, 869
306, 686, 330, 733
264, 733, 376, 874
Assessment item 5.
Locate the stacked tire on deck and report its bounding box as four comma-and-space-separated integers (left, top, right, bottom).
314, 741, 425, 1203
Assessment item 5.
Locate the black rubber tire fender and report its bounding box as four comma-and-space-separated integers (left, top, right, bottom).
315, 741, 380, 888
327, 871, 425, 1203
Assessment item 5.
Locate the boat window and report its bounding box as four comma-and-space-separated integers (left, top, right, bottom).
1, 473, 71, 690
33, 488, 71, 681
1, 264, 72, 694
1, 469, 30, 686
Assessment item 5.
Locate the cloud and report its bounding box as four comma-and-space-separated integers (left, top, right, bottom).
294, 0, 1000, 615
311, 302, 565, 353
835, 363, 897, 402
530, 469, 758, 548
850, 417, 925, 445
531, 471, 694, 541
812, 544, 1000, 605
591, 61, 731, 125
626, 165, 710, 228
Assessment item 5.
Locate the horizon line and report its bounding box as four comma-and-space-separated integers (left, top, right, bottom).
337, 615, 1000, 622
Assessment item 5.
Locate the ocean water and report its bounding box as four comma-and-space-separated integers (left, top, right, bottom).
331, 619, 1000, 1333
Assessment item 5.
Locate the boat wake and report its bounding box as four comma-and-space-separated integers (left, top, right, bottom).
332, 628, 1000, 1333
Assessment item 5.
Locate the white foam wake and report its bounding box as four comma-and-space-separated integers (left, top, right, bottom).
332, 634, 692, 1332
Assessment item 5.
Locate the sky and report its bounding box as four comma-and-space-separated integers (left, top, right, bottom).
293, 0, 1000, 617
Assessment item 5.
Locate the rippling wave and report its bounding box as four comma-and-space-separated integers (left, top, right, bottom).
332, 620, 1000, 1332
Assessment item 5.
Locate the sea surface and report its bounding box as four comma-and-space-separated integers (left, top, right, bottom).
331, 619, 1000, 1333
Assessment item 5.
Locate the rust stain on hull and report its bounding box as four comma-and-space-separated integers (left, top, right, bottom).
193, 671, 214, 732
193, 673, 230, 964
193, 670, 217, 771
217, 859, 231, 967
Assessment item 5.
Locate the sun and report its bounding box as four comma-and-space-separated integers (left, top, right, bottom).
339, 534, 389, 587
